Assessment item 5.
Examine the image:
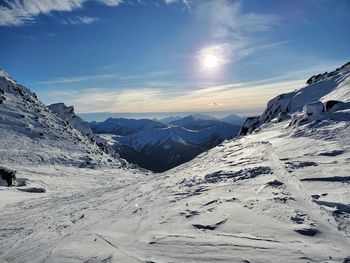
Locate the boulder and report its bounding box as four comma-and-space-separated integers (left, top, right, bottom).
303, 101, 324, 117
0, 166, 16, 186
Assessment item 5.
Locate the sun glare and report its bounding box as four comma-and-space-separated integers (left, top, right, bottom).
204, 54, 218, 69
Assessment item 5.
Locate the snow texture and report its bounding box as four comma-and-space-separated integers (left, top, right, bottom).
49, 103, 93, 138
0, 64, 350, 262
240, 61, 350, 135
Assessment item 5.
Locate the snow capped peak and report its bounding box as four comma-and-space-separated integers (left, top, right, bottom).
220, 114, 246, 125
0, 68, 15, 83
0, 71, 120, 167
90, 117, 167, 136
0, 69, 36, 99
240, 61, 350, 135
48, 102, 93, 138
188, 114, 218, 121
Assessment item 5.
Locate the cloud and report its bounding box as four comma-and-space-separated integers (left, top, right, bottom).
37, 70, 174, 85
208, 102, 223, 106
0, 0, 86, 26
44, 77, 305, 114
195, 0, 281, 39
165, 0, 191, 11
0, 0, 190, 26
196, 41, 251, 71
19, 32, 56, 40
61, 16, 98, 25
191, 0, 282, 77
98, 0, 123, 6
38, 73, 117, 85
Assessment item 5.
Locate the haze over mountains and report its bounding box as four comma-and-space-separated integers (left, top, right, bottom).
0, 61, 350, 262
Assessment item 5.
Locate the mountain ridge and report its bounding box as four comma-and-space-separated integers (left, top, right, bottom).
0, 70, 120, 168
0, 62, 350, 262
240, 61, 350, 135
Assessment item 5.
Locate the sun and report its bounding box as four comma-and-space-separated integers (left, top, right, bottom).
204, 54, 218, 69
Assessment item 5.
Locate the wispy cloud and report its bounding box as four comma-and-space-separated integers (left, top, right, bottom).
195, 0, 281, 39
98, 0, 124, 6
209, 102, 223, 106
43, 77, 305, 113
191, 0, 282, 77
19, 32, 56, 41
61, 16, 98, 25
38, 73, 117, 85
164, 0, 191, 11
0, 0, 88, 26
196, 41, 253, 72
38, 69, 174, 86
0, 0, 190, 26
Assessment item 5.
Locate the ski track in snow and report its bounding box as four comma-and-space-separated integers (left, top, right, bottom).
1, 66, 350, 262
1, 121, 349, 263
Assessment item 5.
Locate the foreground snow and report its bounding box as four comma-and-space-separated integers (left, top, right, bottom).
1, 117, 349, 262
1, 64, 349, 262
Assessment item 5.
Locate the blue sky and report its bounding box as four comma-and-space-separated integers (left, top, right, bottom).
0, 0, 349, 118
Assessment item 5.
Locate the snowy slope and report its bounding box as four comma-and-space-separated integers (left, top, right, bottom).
240, 61, 350, 135
0, 109, 349, 262
48, 103, 93, 138
92, 116, 240, 172
115, 125, 239, 152
95, 125, 239, 172
0, 70, 119, 168
0, 64, 350, 263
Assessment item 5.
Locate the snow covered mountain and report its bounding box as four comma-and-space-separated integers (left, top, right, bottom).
116, 125, 237, 151
169, 114, 240, 131
0, 70, 119, 168
89, 118, 166, 136
49, 102, 93, 138
158, 115, 183, 124
220, 113, 246, 126
0, 62, 350, 262
91, 114, 240, 172
96, 124, 240, 172
159, 113, 245, 126
163, 113, 220, 123
240, 61, 350, 135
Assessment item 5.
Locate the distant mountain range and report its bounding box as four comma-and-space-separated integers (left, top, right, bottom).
89, 118, 166, 136
159, 113, 245, 126
90, 114, 242, 172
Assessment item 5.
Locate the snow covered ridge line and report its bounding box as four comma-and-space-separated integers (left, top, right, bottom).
48, 103, 93, 138
240, 61, 350, 135
0, 70, 38, 101
90, 114, 241, 172
0, 69, 123, 168
306, 61, 350, 85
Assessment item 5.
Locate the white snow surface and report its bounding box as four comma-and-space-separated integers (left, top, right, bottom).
1, 118, 350, 262
113, 125, 237, 152
1, 67, 350, 262
0, 70, 120, 168
48, 103, 93, 138
240, 62, 350, 135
